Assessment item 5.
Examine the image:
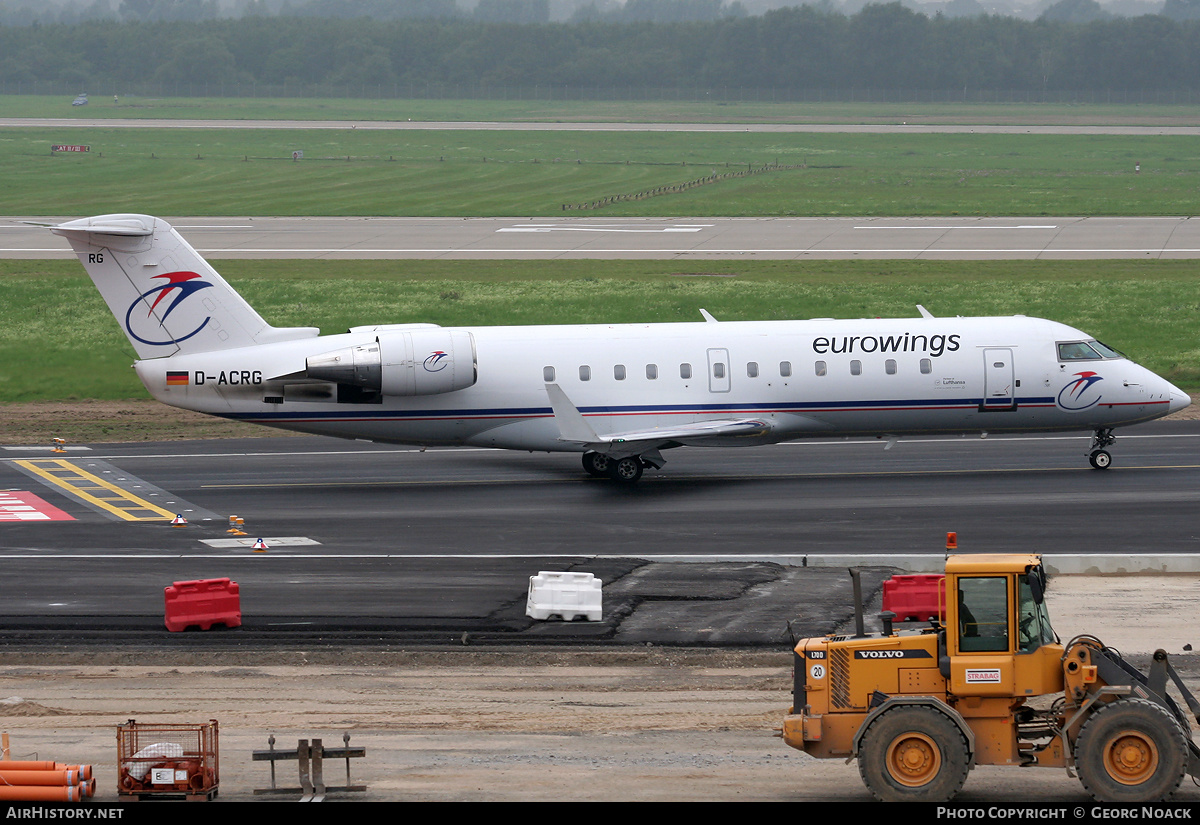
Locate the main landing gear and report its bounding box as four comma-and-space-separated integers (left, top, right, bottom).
1089, 428, 1115, 470
582, 451, 659, 484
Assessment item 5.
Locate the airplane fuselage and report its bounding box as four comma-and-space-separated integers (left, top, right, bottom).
51, 214, 1189, 482
134, 315, 1182, 451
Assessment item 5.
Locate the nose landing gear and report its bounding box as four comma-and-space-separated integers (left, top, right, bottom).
1089, 428, 1115, 470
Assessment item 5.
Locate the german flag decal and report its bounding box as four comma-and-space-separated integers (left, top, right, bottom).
166, 371, 189, 386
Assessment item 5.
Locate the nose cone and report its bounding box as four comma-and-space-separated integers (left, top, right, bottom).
1169, 389, 1192, 415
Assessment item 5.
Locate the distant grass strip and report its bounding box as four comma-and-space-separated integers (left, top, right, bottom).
1, 258, 1196, 403
7, 95, 1200, 126
5, 127, 1200, 217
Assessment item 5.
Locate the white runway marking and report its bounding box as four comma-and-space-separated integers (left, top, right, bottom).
497, 224, 711, 233
200, 537, 322, 548
854, 225, 1059, 230
3, 446, 92, 451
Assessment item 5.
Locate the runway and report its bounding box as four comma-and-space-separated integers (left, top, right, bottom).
6, 215, 1200, 260
2, 422, 1197, 644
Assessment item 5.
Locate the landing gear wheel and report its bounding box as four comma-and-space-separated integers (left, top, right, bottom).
1075, 698, 1188, 803
1089, 428, 1116, 469
606, 456, 644, 484
582, 451, 611, 478
857, 706, 970, 802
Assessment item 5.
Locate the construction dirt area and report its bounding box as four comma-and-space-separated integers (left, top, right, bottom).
0, 577, 1195, 803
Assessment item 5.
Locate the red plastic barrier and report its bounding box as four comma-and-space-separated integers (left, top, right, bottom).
881, 574, 945, 622
164, 578, 242, 632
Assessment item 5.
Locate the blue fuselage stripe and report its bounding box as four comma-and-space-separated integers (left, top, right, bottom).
228, 396, 1062, 422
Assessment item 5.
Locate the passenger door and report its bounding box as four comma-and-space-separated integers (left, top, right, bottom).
981, 348, 1016, 410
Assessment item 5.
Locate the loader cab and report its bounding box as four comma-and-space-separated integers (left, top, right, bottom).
944, 555, 1064, 699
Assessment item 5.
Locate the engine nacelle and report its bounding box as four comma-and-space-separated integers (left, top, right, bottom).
306, 329, 477, 396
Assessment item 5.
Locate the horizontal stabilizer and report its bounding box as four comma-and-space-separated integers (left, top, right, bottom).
52, 216, 155, 239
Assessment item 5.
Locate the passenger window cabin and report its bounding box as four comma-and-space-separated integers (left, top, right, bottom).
559, 354, 952, 386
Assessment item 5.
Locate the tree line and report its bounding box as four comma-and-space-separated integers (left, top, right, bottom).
2, 4, 1199, 96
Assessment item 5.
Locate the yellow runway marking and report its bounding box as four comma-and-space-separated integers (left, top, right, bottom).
13, 459, 175, 521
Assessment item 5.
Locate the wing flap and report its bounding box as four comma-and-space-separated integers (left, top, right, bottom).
544, 383, 772, 452
601, 418, 772, 445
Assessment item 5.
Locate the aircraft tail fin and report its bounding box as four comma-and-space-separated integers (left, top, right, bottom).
52, 215, 317, 359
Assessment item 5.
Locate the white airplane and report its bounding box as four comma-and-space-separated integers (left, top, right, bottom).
52, 214, 1190, 483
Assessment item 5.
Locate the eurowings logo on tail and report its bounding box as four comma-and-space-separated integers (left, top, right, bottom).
124, 271, 213, 346
1057, 371, 1104, 411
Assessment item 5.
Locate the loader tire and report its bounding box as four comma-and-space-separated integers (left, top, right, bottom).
858, 706, 971, 802
1076, 698, 1188, 803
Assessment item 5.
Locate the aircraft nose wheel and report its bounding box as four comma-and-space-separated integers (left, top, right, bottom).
1088, 428, 1116, 470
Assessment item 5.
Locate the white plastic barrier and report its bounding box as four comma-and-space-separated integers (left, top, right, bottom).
526, 571, 602, 622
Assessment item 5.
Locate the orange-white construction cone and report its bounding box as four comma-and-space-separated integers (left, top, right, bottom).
52, 438, 66, 453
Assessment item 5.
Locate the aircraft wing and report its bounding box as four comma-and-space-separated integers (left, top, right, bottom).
545, 383, 772, 455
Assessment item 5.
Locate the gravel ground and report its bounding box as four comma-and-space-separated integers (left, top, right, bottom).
0, 576, 1197, 804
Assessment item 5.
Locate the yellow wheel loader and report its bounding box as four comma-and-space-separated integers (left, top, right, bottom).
780, 554, 1200, 802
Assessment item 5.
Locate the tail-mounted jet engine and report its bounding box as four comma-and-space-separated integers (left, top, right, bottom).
306, 329, 477, 396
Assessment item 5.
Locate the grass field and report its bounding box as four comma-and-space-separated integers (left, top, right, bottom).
8, 95, 1200, 126
5, 127, 1199, 216
2, 96, 1196, 409
1, 258, 1196, 402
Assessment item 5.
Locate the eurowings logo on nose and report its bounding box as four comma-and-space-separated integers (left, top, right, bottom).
423, 351, 450, 372
124, 271, 213, 346
1057, 371, 1104, 411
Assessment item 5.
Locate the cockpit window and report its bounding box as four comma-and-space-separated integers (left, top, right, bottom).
1057, 341, 1103, 361
1091, 340, 1124, 358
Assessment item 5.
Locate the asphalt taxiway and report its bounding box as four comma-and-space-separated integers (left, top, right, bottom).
3, 422, 1198, 647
